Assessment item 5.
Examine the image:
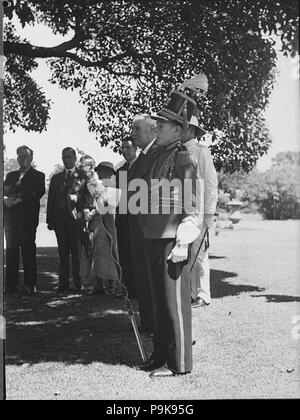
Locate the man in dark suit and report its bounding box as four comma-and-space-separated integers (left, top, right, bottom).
128, 115, 159, 331
116, 137, 137, 298
46, 147, 85, 292
4, 145, 45, 295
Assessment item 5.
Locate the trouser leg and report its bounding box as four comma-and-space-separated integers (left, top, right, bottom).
196, 249, 211, 303
190, 228, 211, 304
145, 239, 192, 373
20, 225, 37, 288
117, 216, 136, 298
68, 222, 81, 287
55, 225, 70, 288
129, 218, 154, 329
5, 228, 20, 290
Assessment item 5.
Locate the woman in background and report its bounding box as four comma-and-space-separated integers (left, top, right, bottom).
78, 156, 121, 296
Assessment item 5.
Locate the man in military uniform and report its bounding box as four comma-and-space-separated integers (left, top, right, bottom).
183, 116, 218, 308
137, 91, 203, 377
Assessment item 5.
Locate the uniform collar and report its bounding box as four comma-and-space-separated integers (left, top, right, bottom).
163, 140, 183, 152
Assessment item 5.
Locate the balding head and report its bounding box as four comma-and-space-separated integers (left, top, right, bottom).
131, 113, 157, 150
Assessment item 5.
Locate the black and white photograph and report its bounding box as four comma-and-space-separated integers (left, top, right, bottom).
0, 0, 299, 402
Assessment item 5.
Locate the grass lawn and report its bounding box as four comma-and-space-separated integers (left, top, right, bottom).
4, 220, 300, 400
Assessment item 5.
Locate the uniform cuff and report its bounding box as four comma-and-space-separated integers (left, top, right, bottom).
176, 221, 201, 245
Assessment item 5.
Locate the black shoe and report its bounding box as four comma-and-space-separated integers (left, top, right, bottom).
5, 287, 18, 294
113, 292, 124, 299
191, 297, 210, 308
27, 286, 37, 295
139, 325, 154, 333
73, 284, 84, 293
136, 359, 163, 372
89, 286, 105, 296
136, 353, 163, 372
73, 281, 83, 291
55, 285, 70, 293
105, 286, 115, 296
149, 366, 190, 378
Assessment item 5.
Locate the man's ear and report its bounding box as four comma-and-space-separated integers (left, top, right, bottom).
151, 124, 157, 135
174, 124, 183, 139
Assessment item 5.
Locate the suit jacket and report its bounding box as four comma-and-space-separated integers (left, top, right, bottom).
127, 143, 161, 229
4, 167, 45, 229
46, 167, 86, 226
128, 144, 160, 182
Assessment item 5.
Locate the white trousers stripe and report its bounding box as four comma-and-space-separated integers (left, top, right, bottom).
176, 273, 185, 372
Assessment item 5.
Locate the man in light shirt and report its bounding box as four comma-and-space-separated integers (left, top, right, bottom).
183, 116, 218, 308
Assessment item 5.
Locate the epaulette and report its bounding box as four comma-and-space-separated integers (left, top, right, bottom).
164, 140, 183, 152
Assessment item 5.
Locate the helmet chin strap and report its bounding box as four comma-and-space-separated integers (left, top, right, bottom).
182, 103, 188, 143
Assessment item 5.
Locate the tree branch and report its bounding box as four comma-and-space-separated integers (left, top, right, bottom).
4, 39, 156, 68
4, 35, 80, 58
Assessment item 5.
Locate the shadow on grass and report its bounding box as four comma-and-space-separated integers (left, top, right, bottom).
210, 269, 265, 299
5, 248, 266, 367
4, 248, 153, 367
251, 294, 300, 303
209, 255, 226, 260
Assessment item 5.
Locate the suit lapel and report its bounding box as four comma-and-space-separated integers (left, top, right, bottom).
18, 167, 35, 187
138, 143, 161, 178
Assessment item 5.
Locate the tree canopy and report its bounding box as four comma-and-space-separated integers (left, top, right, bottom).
3, 0, 299, 172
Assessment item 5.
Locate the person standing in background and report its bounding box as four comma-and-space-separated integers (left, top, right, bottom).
183, 116, 218, 308
115, 137, 137, 298
46, 147, 85, 293
4, 146, 45, 295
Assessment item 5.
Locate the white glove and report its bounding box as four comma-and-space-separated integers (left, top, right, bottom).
176, 221, 201, 245
167, 242, 188, 263
203, 214, 216, 229
69, 194, 78, 203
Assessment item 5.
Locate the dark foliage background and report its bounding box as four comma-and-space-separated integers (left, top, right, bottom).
3, 0, 299, 172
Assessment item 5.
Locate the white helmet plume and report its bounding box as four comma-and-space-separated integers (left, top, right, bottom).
178, 73, 208, 94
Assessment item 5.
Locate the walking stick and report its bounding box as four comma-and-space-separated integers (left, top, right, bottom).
103, 221, 147, 362
189, 227, 209, 274
128, 310, 147, 362
119, 283, 147, 362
